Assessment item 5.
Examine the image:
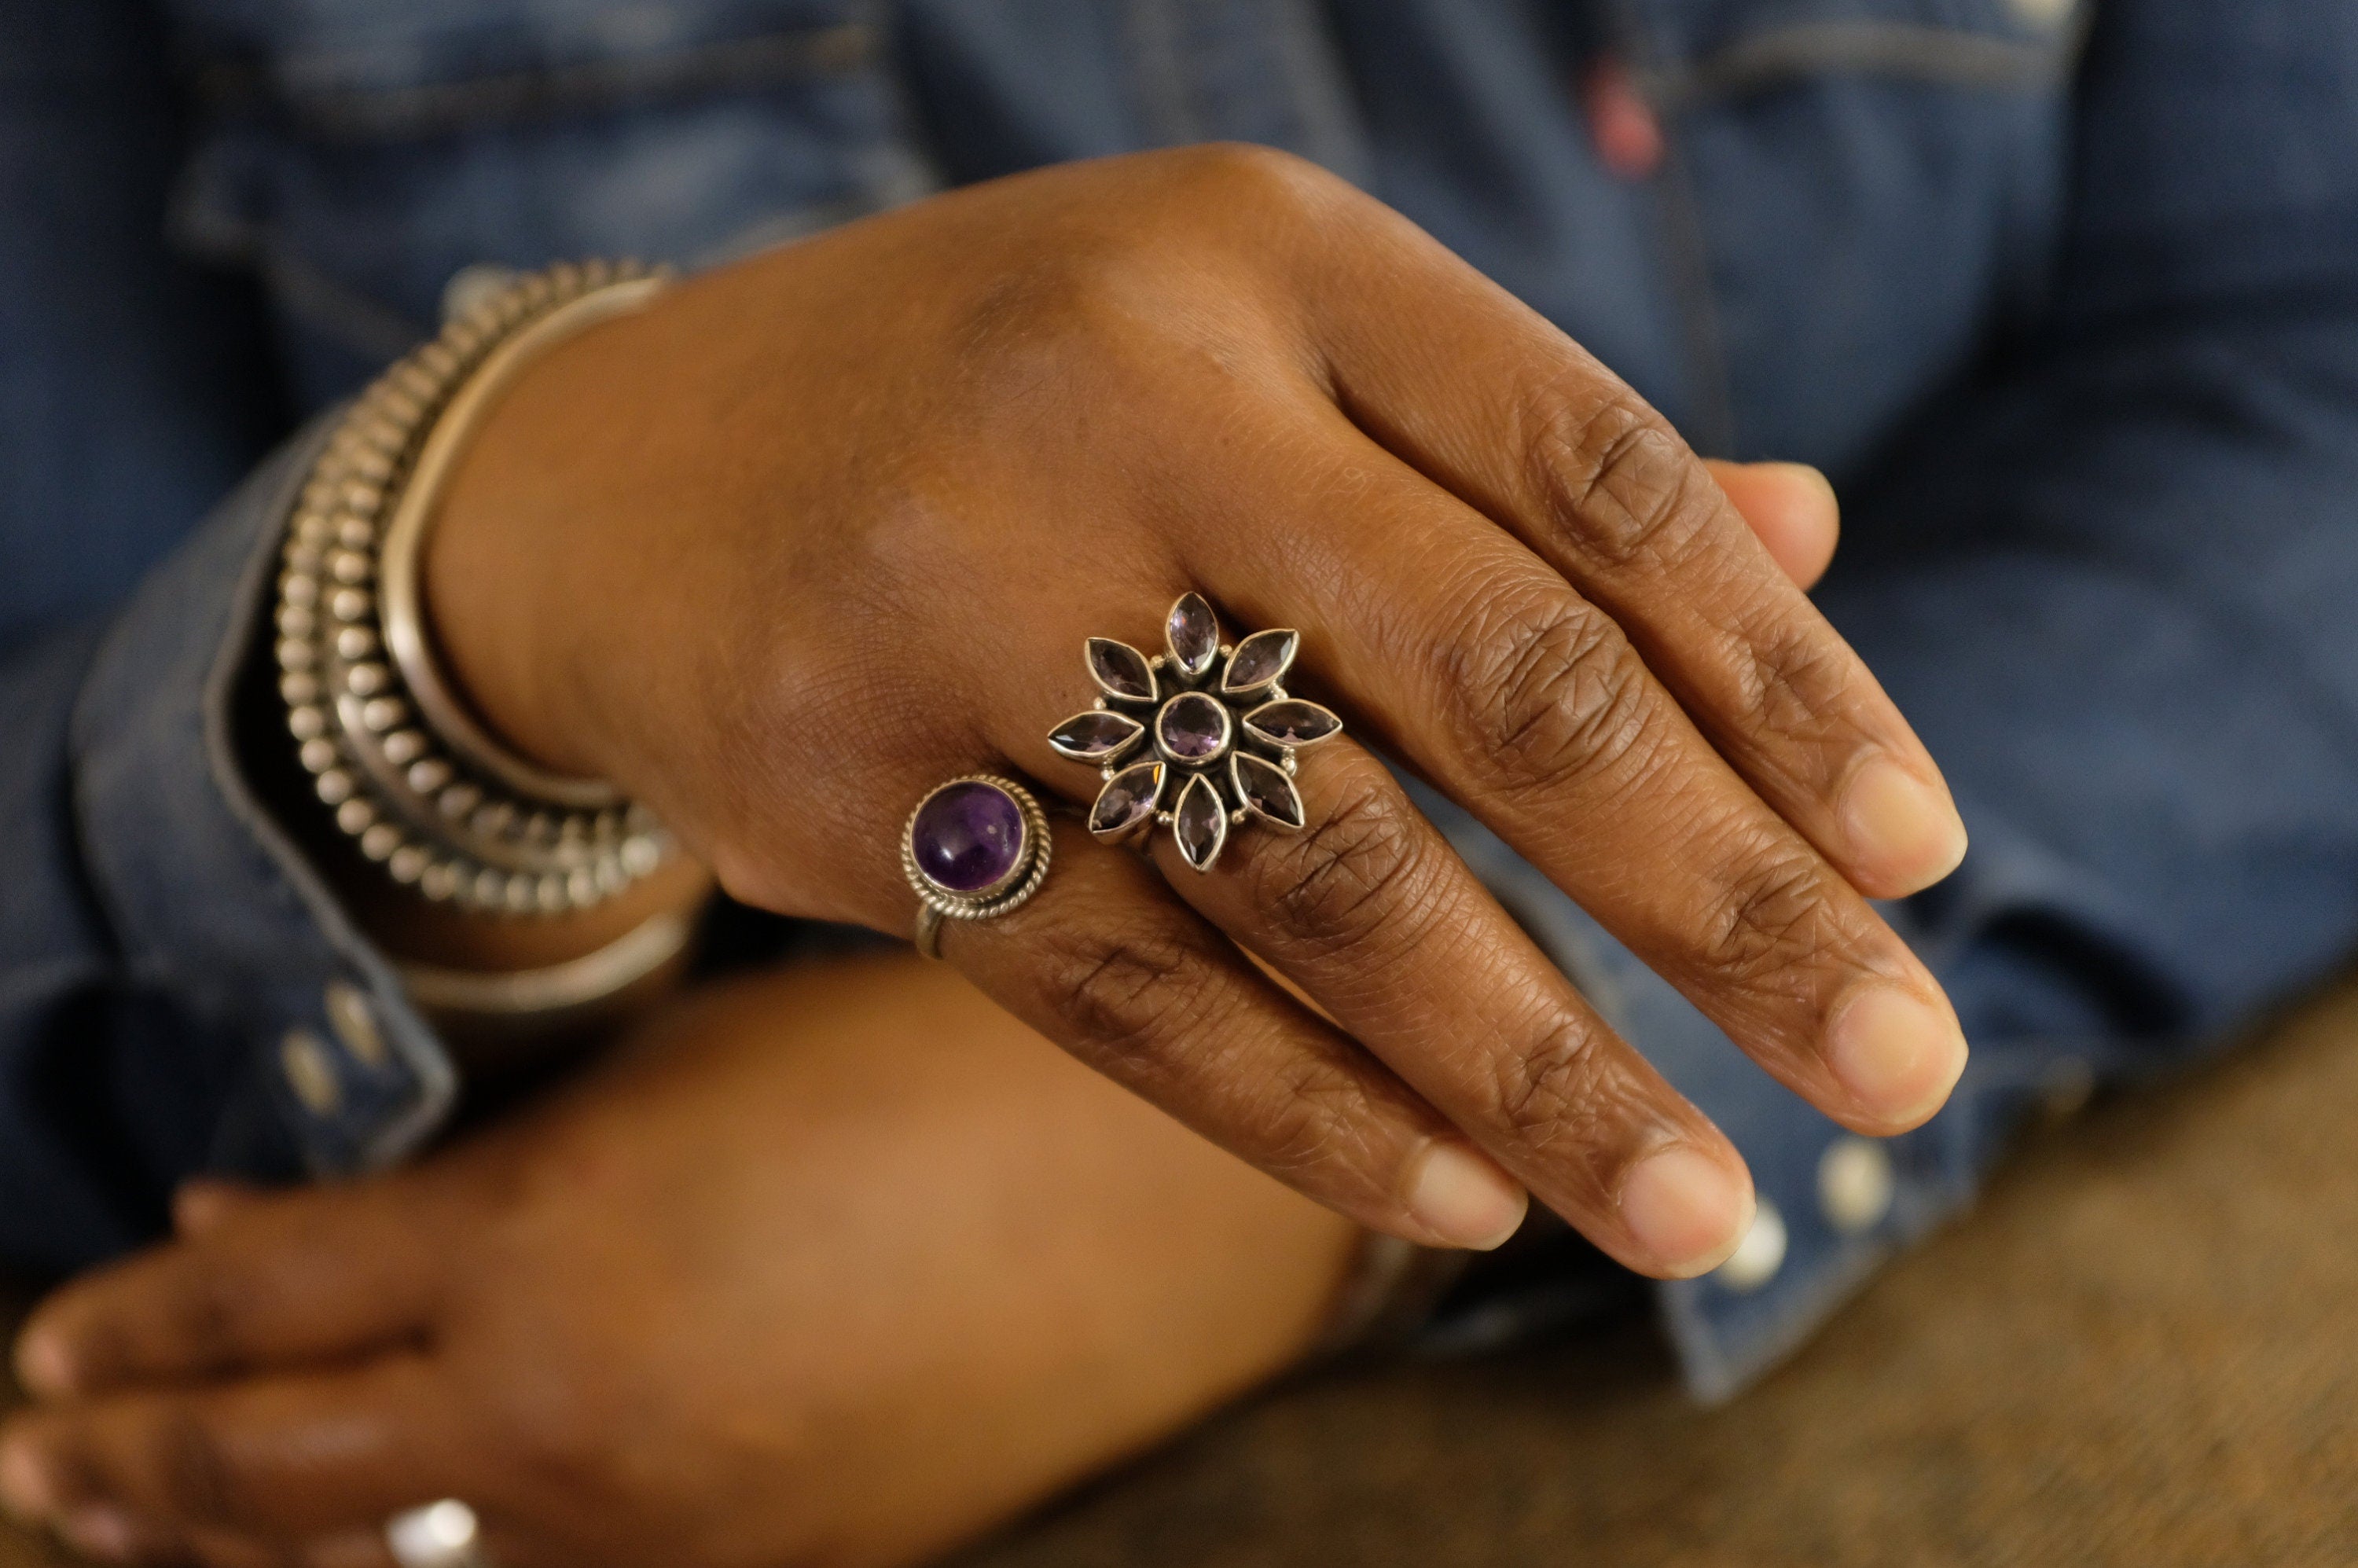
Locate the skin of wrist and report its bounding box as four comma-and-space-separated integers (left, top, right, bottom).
424, 314, 642, 789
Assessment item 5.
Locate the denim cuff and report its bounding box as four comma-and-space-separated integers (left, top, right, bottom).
70, 417, 457, 1177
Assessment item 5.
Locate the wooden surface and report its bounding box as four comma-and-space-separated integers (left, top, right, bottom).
12, 986, 2358, 1567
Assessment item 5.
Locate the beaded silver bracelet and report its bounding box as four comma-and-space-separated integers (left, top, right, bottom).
275, 260, 678, 915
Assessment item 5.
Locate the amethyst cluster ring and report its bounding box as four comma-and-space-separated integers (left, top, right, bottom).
1048, 593, 1344, 872
902, 775, 1053, 958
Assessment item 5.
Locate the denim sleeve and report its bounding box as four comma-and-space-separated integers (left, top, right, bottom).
0, 0, 457, 1278
0, 436, 461, 1279
1651, 0, 2358, 1400
1732, 2, 2358, 1395
1832, 0, 2358, 1056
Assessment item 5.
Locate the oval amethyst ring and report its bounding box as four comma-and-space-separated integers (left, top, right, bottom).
1047, 593, 1344, 872
902, 775, 1053, 958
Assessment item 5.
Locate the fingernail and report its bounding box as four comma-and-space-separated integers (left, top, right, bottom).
13, 1326, 75, 1400
59, 1506, 138, 1562
1828, 985, 1969, 1127
1405, 1142, 1529, 1250
1840, 758, 1967, 893
0, 1435, 57, 1522
1619, 1147, 1754, 1276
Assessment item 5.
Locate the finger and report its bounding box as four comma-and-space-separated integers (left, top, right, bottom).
1704, 461, 1839, 590
1181, 424, 1963, 1134
173, 1182, 273, 1242
1298, 207, 1966, 898
1147, 742, 1757, 1277
41, 1504, 282, 1568
942, 818, 1531, 1250
0, 1354, 458, 1543
17, 1184, 446, 1401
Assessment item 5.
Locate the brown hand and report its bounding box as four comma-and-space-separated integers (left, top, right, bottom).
427, 147, 1966, 1276
0, 958, 1357, 1567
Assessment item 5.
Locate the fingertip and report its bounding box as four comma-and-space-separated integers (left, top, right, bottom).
1617, 1144, 1756, 1279
57, 1505, 143, 1564
1710, 459, 1842, 589
0, 1427, 57, 1523
173, 1180, 257, 1239
1827, 985, 1970, 1133
1838, 757, 1970, 898
1402, 1140, 1530, 1251
12, 1324, 76, 1403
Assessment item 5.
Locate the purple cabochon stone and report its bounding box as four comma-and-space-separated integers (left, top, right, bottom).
1088, 639, 1158, 703
1167, 593, 1220, 675
1157, 692, 1231, 762
1232, 753, 1305, 828
1244, 698, 1342, 747
1049, 710, 1143, 761
1090, 762, 1164, 837
911, 780, 1026, 894
1174, 775, 1229, 870
1221, 629, 1298, 695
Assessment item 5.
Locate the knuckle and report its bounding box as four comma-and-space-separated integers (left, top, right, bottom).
1033, 924, 1218, 1072
1489, 1015, 1618, 1154
1245, 777, 1428, 957
1734, 615, 1857, 756
149, 1407, 243, 1526
1159, 141, 1345, 218
1530, 388, 1716, 572
1249, 1060, 1383, 1183
167, 1266, 257, 1375
1455, 590, 1658, 795
1702, 847, 1844, 993
476, 1361, 629, 1500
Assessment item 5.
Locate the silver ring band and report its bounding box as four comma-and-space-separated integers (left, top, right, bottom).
385, 1500, 494, 1568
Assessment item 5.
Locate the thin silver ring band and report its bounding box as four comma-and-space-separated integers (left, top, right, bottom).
385, 1500, 494, 1568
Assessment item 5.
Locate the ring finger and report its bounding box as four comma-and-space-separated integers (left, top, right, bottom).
1143, 741, 1757, 1276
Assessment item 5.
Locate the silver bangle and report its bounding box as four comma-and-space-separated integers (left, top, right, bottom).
276, 260, 679, 914
400, 908, 696, 1018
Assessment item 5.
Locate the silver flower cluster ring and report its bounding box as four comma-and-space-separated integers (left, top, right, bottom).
900, 593, 1343, 953
1048, 593, 1344, 872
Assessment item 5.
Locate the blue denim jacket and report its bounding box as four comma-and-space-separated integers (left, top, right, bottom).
6, 0, 2358, 1401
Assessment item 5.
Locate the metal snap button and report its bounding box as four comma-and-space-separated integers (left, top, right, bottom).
325, 980, 388, 1067
1715, 1197, 1787, 1292
1818, 1137, 1896, 1235
279, 1028, 343, 1116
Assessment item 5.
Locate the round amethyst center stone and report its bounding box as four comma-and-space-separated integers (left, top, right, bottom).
912, 780, 1027, 894
1157, 692, 1232, 762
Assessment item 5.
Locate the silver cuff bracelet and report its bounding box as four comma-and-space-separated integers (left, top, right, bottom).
275, 260, 678, 914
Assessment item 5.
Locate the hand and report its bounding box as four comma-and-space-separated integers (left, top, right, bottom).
428, 145, 1968, 1276
0, 957, 1357, 1567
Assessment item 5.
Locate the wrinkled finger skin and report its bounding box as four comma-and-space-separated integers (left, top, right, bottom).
424, 145, 1966, 1266
2, 958, 1361, 1567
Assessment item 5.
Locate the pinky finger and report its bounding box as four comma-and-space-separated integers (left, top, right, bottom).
944, 821, 1530, 1250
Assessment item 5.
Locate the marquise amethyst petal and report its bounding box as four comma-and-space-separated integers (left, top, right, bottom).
1087, 639, 1159, 703
911, 780, 1027, 894
1243, 698, 1342, 748
1089, 762, 1165, 839
1232, 753, 1305, 830
1173, 773, 1229, 871
1166, 593, 1221, 678
1221, 629, 1298, 696
1156, 692, 1231, 762
1049, 710, 1144, 762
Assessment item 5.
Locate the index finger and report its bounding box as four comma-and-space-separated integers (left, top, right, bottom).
14, 1183, 445, 1401
1294, 189, 1967, 900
